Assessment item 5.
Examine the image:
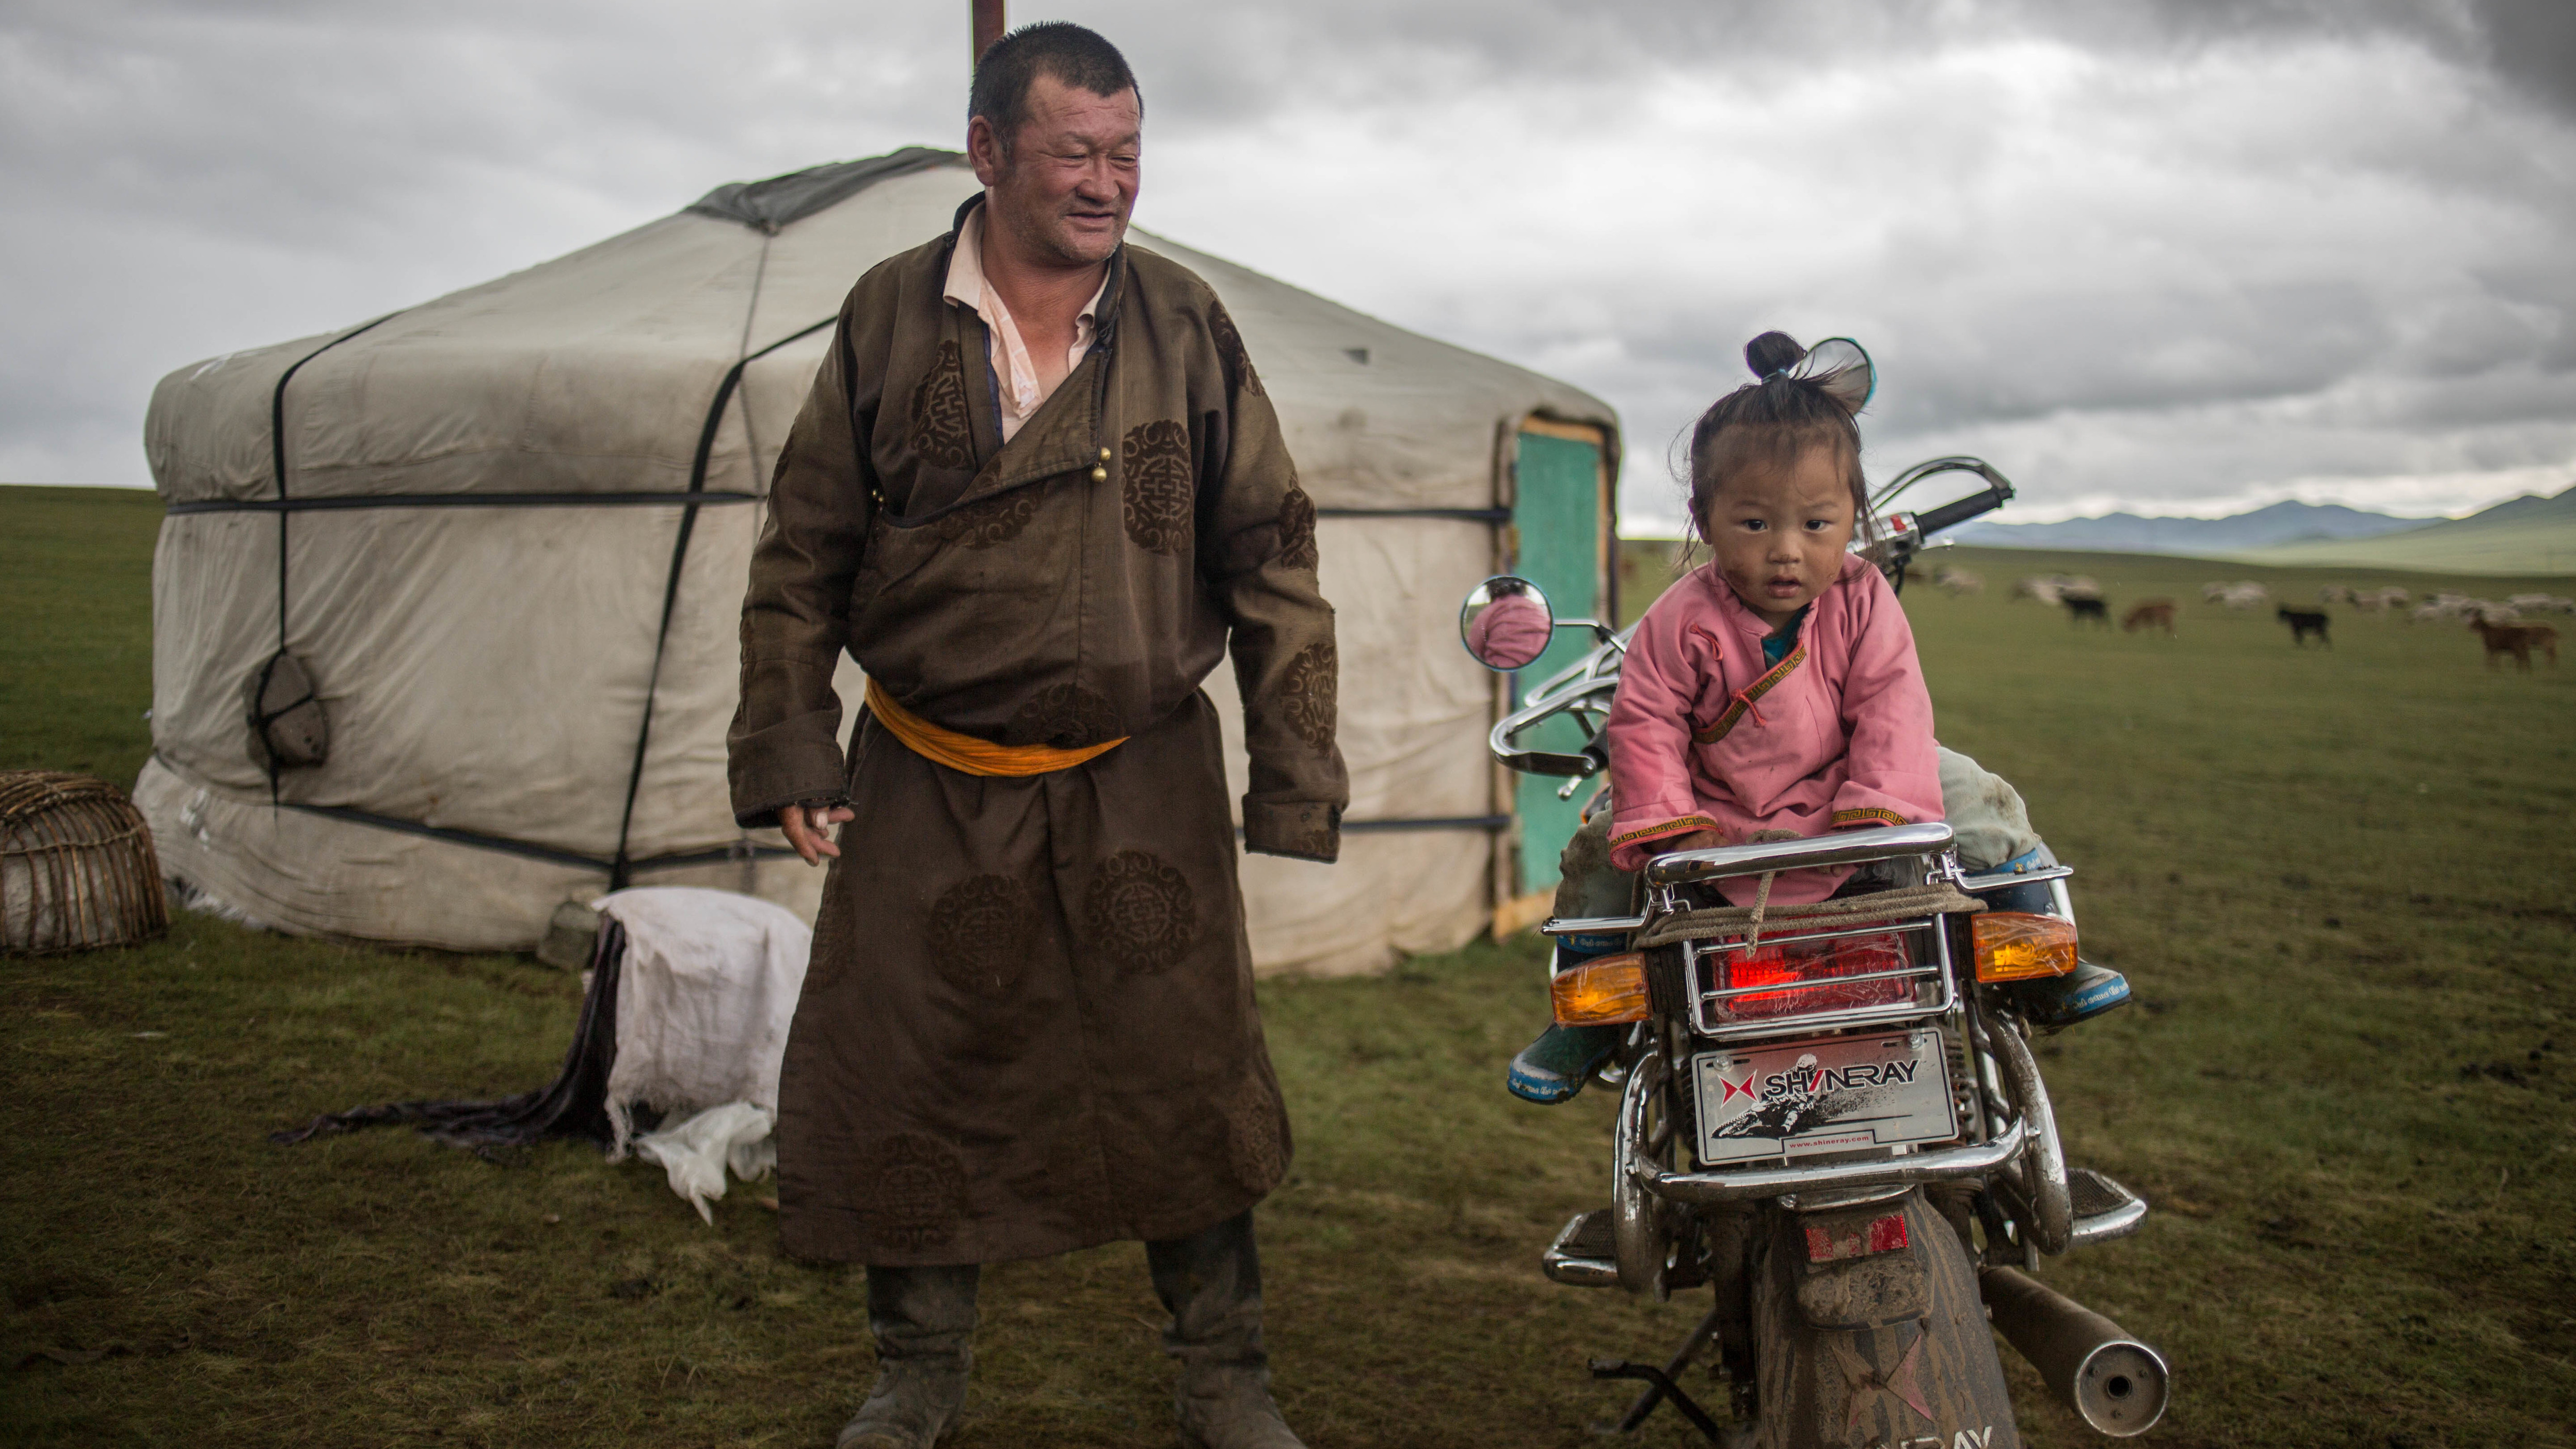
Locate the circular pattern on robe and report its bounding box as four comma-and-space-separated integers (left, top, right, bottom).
1120, 420, 1195, 556
908, 341, 977, 471
1277, 641, 1338, 753
858, 1132, 966, 1252
1207, 300, 1266, 398
1010, 680, 1123, 750
1085, 850, 1198, 976
1275, 485, 1318, 572
926, 874, 1037, 998
1225, 1079, 1290, 1193
929, 484, 1043, 548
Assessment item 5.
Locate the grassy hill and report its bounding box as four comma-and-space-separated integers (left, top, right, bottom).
1619, 535, 2576, 626
2230, 484, 2576, 576
6, 487, 2573, 1448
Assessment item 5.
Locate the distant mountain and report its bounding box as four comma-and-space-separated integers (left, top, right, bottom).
1946, 500, 2431, 554
2232, 485, 2576, 576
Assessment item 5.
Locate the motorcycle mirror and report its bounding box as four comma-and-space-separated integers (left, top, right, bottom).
1460, 575, 1559, 672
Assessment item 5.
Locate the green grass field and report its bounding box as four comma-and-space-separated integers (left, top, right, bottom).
6, 487, 2573, 1448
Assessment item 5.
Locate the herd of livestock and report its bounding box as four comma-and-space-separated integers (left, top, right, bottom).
1920, 565, 2567, 670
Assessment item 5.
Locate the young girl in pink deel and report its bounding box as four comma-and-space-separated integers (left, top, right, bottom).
1597, 330, 1937, 892
1604, 331, 1942, 901
1508, 331, 1943, 1104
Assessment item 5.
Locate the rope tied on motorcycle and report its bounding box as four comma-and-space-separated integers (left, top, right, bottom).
1634, 880, 1985, 949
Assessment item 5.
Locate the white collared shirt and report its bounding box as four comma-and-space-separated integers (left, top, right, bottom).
942, 205, 1108, 443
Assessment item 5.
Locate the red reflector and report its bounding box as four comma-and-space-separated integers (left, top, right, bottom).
1803, 1212, 1911, 1262
1869, 1213, 1909, 1254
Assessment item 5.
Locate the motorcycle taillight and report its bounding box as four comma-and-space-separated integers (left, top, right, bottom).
1713, 932, 1914, 1021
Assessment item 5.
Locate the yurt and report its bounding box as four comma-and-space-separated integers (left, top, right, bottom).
138, 148, 1621, 977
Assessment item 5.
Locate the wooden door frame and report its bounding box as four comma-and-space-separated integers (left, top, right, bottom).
1490, 412, 1620, 938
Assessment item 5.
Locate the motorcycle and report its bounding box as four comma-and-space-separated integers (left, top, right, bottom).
1458, 458, 2166, 1447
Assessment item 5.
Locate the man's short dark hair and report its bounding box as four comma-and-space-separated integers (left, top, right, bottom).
970, 22, 1141, 148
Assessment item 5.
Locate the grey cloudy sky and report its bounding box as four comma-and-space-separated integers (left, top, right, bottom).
4, 1, 2571, 528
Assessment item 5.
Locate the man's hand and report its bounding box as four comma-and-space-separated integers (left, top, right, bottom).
781, 804, 856, 866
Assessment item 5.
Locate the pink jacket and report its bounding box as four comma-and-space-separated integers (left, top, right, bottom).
1605, 555, 1943, 901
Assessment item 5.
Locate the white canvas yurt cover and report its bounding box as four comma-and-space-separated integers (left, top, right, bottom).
140, 149, 1621, 977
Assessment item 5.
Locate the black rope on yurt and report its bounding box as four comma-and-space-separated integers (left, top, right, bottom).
607, 311, 839, 891
260, 311, 403, 807
1340, 815, 1513, 833
1229, 816, 1512, 843
278, 801, 802, 873
1314, 506, 1513, 523
167, 491, 762, 515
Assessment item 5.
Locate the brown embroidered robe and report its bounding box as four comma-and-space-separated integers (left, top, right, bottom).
727, 196, 1348, 1265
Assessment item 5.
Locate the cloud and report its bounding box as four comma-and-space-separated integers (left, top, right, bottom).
2, 0, 2570, 532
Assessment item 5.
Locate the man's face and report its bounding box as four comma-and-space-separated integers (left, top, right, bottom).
969, 72, 1141, 267
1701, 443, 1858, 631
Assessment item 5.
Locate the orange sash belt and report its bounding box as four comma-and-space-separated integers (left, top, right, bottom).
865, 678, 1126, 777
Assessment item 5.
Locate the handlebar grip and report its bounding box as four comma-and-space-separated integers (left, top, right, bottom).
1914, 486, 2010, 539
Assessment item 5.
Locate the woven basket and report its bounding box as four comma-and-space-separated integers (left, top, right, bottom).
1, 771, 170, 954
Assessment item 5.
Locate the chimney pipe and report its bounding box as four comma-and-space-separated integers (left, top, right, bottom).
972, 0, 1005, 68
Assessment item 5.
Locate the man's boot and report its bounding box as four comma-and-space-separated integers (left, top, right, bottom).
1148, 1211, 1305, 1449
837, 1263, 979, 1449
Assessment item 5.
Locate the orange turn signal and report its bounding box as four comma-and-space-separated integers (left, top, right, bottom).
1551, 952, 1652, 1026
1972, 912, 2079, 982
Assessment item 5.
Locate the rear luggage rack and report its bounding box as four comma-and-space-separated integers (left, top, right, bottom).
1645, 822, 1957, 887
1683, 917, 1956, 1041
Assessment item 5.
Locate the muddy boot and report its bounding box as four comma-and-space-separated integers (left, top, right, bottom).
1148, 1212, 1305, 1449
1507, 929, 1628, 1104
1507, 1021, 1621, 1103
837, 1263, 979, 1449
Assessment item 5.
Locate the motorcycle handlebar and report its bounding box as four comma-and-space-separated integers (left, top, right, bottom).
1913, 484, 2012, 538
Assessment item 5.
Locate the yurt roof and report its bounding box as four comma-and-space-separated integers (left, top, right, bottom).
146, 149, 1618, 517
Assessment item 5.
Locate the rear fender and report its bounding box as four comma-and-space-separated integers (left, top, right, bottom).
1748, 1192, 2019, 1449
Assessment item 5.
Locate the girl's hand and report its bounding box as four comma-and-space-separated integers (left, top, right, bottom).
1672, 828, 1727, 852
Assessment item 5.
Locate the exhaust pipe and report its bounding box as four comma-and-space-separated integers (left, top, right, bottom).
1980, 1266, 2168, 1437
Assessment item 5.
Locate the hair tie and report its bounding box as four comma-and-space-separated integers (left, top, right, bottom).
1757, 336, 1875, 413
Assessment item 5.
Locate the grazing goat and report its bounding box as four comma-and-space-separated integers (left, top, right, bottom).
1932, 565, 1983, 595
2414, 593, 2517, 624
2205, 581, 2269, 610
2014, 573, 2099, 607
2278, 606, 2331, 648
2470, 615, 2560, 671
2121, 600, 2177, 634
2505, 593, 2576, 615
2065, 596, 2110, 627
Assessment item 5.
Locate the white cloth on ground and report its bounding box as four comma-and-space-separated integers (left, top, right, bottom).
596, 886, 810, 1162
632, 1101, 779, 1224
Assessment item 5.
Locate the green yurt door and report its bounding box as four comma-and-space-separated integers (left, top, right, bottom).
1508, 419, 1614, 903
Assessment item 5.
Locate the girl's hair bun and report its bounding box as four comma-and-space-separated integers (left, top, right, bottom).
1745, 331, 1807, 379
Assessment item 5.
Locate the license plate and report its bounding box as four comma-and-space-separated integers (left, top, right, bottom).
1691, 1029, 1957, 1166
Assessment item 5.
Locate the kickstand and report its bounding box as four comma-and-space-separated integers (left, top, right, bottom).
1590, 1301, 1729, 1440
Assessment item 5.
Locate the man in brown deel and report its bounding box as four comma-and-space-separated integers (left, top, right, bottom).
726, 23, 1343, 1449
